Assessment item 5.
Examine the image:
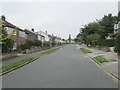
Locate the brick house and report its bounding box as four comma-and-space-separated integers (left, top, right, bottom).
1, 15, 27, 50
24, 29, 38, 42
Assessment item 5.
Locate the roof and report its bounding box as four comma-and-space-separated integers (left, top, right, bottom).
39, 31, 48, 35
24, 29, 37, 35
36, 32, 45, 38
1, 18, 24, 32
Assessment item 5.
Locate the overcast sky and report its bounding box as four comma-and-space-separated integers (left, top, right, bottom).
1, 2, 118, 39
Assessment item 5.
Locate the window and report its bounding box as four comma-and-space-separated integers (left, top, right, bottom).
5, 27, 16, 35
13, 42, 17, 50
19, 31, 26, 37
5, 27, 12, 34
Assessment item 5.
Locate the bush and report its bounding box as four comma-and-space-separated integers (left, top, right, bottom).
19, 40, 42, 51
33, 40, 42, 47
2, 39, 14, 53
19, 43, 27, 51
26, 40, 33, 49
97, 39, 115, 47
43, 41, 50, 47
115, 34, 120, 54
87, 34, 101, 47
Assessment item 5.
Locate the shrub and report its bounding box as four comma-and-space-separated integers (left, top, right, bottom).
33, 40, 42, 47
115, 34, 120, 54
43, 41, 50, 47
2, 39, 14, 53
97, 39, 115, 47
19, 43, 27, 51
87, 34, 101, 47
26, 40, 33, 49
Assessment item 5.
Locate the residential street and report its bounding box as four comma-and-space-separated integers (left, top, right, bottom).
2, 44, 118, 88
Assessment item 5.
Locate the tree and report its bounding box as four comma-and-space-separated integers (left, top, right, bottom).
1, 27, 14, 53
87, 33, 101, 47
99, 14, 117, 38
76, 13, 117, 46
78, 21, 103, 44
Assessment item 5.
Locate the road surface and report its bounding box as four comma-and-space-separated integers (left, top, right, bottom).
2, 45, 118, 88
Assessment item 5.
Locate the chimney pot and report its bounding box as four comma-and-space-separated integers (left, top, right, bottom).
1, 15, 6, 21
31, 28, 34, 32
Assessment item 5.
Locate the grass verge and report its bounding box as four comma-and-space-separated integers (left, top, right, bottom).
41, 47, 60, 55
0, 57, 36, 73
94, 56, 108, 63
80, 48, 92, 53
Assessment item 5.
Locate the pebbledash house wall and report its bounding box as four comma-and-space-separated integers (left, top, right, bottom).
1, 16, 27, 51
38, 31, 50, 42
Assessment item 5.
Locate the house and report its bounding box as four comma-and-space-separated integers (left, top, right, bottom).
48, 34, 62, 46
24, 29, 38, 42
48, 34, 54, 45
36, 32, 45, 46
38, 31, 50, 42
55, 36, 61, 45
1, 15, 27, 50
114, 20, 120, 34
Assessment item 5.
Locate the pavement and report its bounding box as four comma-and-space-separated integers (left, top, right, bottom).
0, 47, 57, 66
77, 44, 118, 78
2, 44, 118, 88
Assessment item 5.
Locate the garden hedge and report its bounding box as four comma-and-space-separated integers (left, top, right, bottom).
97, 39, 115, 47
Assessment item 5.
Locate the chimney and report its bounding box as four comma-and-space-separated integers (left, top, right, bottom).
1, 15, 6, 21
31, 28, 34, 32
45, 31, 47, 34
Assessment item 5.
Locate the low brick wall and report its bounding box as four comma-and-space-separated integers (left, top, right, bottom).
26, 47, 52, 54
25, 47, 43, 54
1, 52, 17, 60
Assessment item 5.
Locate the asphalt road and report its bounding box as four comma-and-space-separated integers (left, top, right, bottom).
2, 44, 118, 88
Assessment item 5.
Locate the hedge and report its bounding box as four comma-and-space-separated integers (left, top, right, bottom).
115, 34, 120, 54
97, 39, 115, 47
